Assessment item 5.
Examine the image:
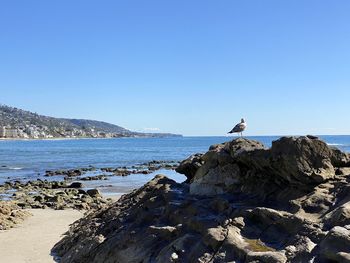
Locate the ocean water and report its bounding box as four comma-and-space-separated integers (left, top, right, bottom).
0, 136, 349, 193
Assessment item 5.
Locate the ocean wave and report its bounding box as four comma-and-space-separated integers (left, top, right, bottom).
9, 167, 23, 170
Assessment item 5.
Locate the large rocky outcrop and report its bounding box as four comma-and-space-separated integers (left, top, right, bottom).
189, 136, 349, 198
53, 136, 350, 263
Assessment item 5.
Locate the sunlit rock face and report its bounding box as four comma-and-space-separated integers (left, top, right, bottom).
189, 136, 349, 197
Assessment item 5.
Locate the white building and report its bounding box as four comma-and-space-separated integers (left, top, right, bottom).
0, 126, 6, 137
5, 128, 18, 138
25, 126, 40, 138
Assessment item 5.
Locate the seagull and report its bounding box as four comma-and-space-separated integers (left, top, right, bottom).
228, 118, 247, 137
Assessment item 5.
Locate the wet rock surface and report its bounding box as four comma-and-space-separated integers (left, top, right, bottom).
53, 136, 350, 263
44, 160, 179, 179
0, 160, 179, 210
0, 180, 107, 210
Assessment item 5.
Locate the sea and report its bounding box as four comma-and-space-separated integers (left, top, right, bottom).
0, 136, 349, 195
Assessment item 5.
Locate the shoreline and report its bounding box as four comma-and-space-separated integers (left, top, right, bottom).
0, 135, 182, 142
0, 137, 118, 142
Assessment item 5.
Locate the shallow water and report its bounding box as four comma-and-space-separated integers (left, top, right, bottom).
0, 136, 349, 193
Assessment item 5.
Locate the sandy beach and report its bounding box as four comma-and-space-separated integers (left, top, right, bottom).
0, 209, 83, 263
0, 194, 121, 263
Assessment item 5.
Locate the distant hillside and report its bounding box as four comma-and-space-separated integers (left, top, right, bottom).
66, 119, 131, 134
0, 105, 181, 139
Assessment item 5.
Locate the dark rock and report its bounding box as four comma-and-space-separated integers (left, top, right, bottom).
33, 195, 44, 202
269, 136, 336, 184
317, 226, 350, 262
79, 175, 107, 181
69, 182, 84, 188
52, 137, 350, 263
0, 178, 108, 211
324, 201, 350, 228
306, 135, 319, 139
190, 136, 350, 198
86, 189, 101, 198
176, 153, 203, 183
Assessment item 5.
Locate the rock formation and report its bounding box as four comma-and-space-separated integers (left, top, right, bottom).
53, 136, 350, 263
0, 180, 108, 210
0, 201, 30, 230
0, 160, 179, 211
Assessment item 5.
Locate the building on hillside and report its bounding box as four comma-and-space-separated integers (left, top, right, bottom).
5, 128, 18, 138
0, 126, 6, 137
17, 129, 28, 138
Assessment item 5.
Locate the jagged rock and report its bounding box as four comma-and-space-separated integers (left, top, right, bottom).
285, 236, 316, 262
148, 225, 178, 240
203, 226, 227, 250
0, 180, 107, 210
52, 137, 350, 263
269, 136, 336, 184
330, 147, 350, 168
190, 136, 349, 198
0, 201, 31, 230
69, 182, 84, 188
176, 153, 203, 183
317, 226, 350, 262
324, 201, 350, 228
336, 167, 350, 176
86, 189, 101, 198
225, 138, 266, 159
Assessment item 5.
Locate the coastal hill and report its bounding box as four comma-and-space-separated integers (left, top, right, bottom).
53, 136, 350, 262
0, 104, 180, 139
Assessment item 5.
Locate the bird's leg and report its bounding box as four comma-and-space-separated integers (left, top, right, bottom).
241, 132, 242, 137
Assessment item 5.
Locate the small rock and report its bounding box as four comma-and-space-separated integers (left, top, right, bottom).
86, 189, 101, 198
69, 182, 84, 188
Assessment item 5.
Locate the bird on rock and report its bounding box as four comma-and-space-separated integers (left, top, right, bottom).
228, 118, 247, 137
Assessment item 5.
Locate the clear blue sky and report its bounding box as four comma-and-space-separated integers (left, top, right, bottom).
1, 1, 349, 136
